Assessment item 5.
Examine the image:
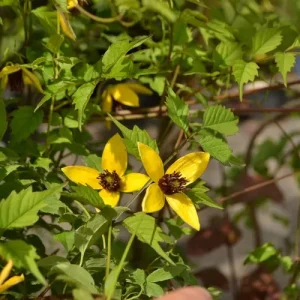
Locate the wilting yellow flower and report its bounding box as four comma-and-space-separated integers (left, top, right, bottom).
67, 0, 78, 9
0, 260, 24, 294
62, 134, 149, 207
102, 83, 153, 113
0, 64, 43, 93
57, 9, 76, 40
138, 143, 210, 230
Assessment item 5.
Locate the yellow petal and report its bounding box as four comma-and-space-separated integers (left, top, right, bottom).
102, 134, 127, 176
57, 10, 76, 40
108, 84, 139, 107
166, 193, 200, 230
0, 274, 24, 293
102, 92, 113, 113
120, 173, 149, 192
99, 189, 120, 207
142, 183, 165, 213
0, 260, 13, 285
0, 75, 8, 89
67, 0, 78, 9
21, 68, 43, 93
61, 166, 102, 189
137, 143, 164, 183
166, 152, 210, 185
124, 83, 153, 95
0, 65, 20, 78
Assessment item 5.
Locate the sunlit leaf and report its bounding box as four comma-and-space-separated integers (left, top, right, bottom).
275, 52, 296, 87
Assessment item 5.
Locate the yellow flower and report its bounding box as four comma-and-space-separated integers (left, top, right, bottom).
62, 134, 149, 207
67, 0, 78, 9
0, 260, 24, 294
102, 83, 153, 129
0, 64, 43, 93
138, 143, 210, 231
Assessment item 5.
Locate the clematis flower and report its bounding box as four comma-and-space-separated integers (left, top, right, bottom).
0, 64, 43, 93
62, 134, 149, 207
138, 143, 210, 230
67, 0, 78, 9
0, 260, 24, 294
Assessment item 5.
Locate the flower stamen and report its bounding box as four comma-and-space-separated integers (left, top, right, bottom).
97, 169, 121, 192
158, 171, 188, 195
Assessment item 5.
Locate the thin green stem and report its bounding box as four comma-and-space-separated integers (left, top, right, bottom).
105, 224, 113, 280
106, 232, 136, 300
102, 234, 106, 250
74, 200, 91, 219
45, 95, 55, 153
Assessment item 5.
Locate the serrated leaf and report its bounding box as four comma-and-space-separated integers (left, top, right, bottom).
123, 212, 174, 264
72, 82, 96, 130
32, 157, 52, 171
252, 28, 282, 56
275, 52, 296, 87
0, 240, 46, 284
75, 214, 109, 264
46, 34, 64, 53
10, 106, 44, 142
83, 154, 102, 172
0, 185, 63, 230
197, 129, 232, 163
186, 189, 223, 209
166, 88, 189, 133
102, 36, 149, 74
145, 282, 164, 297
72, 185, 104, 209
35, 93, 51, 112
203, 105, 239, 136
51, 263, 98, 293
0, 99, 7, 141
142, 0, 176, 22
109, 114, 158, 160
215, 41, 243, 66
232, 60, 259, 101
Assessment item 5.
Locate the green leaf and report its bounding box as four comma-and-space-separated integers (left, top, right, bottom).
32, 6, 57, 34
51, 263, 98, 293
145, 282, 164, 297
75, 214, 109, 264
32, 157, 52, 171
123, 212, 174, 264
275, 52, 296, 87
0, 240, 46, 284
252, 28, 282, 56
0, 185, 63, 230
10, 106, 44, 142
72, 185, 105, 209
232, 60, 259, 101
34, 93, 51, 112
54, 231, 75, 252
46, 34, 64, 53
72, 82, 96, 130
147, 265, 186, 283
142, 0, 176, 22
109, 114, 159, 160
197, 129, 232, 163
203, 105, 239, 136
83, 154, 102, 172
38, 256, 69, 269
0, 99, 7, 141
187, 189, 223, 209
73, 289, 94, 300
102, 36, 149, 74
244, 243, 278, 265
129, 269, 146, 288
215, 41, 243, 66
172, 22, 192, 45
166, 88, 189, 133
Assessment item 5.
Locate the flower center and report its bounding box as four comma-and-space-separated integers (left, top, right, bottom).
97, 169, 121, 192
158, 171, 188, 195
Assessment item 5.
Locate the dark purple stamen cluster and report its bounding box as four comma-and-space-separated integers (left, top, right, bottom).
97, 169, 121, 192
158, 171, 188, 195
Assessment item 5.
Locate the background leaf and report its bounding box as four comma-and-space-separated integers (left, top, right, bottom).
0, 99, 7, 140
10, 106, 44, 142
252, 28, 282, 56
72, 82, 96, 130
166, 88, 189, 133
232, 60, 259, 101
0, 240, 46, 284
123, 212, 174, 264
275, 52, 296, 87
